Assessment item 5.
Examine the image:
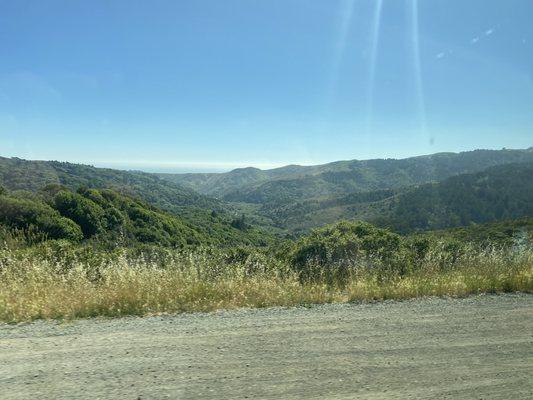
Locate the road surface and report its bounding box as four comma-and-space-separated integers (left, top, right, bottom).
1, 294, 532, 399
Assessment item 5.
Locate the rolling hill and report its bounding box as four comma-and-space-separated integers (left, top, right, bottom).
256, 162, 533, 234
158, 148, 533, 205
0, 185, 275, 247
0, 156, 220, 213
0, 156, 279, 245
2, 149, 532, 239
378, 162, 533, 233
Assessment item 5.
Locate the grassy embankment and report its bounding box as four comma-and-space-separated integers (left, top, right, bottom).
1, 245, 531, 323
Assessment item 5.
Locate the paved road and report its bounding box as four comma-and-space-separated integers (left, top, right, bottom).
1, 294, 532, 399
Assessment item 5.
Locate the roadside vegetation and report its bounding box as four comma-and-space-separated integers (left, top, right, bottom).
1, 161, 531, 323
0, 185, 274, 248
1, 220, 531, 323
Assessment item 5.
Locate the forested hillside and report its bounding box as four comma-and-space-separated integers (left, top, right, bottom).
159, 148, 533, 204
378, 162, 533, 233
420, 217, 532, 247
0, 185, 274, 247
0, 157, 220, 213
251, 162, 533, 234
2, 150, 532, 238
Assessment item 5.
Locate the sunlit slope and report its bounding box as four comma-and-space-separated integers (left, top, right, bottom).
0, 157, 280, 245
0, 156, 220, 213
0, 185, 275, 247
253, 162, 533, 234
159, 148, 533, 204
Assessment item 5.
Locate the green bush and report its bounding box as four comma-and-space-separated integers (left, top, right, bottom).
0, 196, 83, 241
291, 221, 402, 281
54, 191, 106, 238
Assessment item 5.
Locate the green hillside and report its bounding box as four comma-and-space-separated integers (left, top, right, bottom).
378, 162, 533, 233
418, 217, 533, 247
159, 148, 533, 204
0, 185, 275, 247
2, 151, 532, 240
255, 189, 395, 234
0, 156, 220, 213
0, 156, 265, 241
250, 162, 533, 234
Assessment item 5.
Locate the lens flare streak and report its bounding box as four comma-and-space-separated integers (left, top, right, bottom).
411, 0, 428, 138
327, 0, 357, 109
366, 0, 383, 134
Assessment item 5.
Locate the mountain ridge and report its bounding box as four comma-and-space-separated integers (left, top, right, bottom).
157, 148, 533, 203
256, 162, 533, 234
2, 148, 532, 236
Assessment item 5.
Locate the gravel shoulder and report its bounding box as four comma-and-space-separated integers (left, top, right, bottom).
1, 294, 532, 399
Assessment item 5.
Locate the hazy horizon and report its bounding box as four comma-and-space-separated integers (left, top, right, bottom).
2, 144, 530, 174
1, 1, 532, 169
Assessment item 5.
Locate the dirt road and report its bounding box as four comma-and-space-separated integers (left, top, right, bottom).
1, 294, 532, 399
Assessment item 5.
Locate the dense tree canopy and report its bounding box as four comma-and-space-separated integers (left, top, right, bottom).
1, 151, 532, 242
0, 186, 274, 247
291, 221, 401, 268
0, 195, 83, 241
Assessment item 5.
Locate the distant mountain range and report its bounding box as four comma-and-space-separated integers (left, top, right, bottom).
157, 148, 533, 205
0, 156, 276, 246
0, 156, 220, 212
1, 147, 532, 236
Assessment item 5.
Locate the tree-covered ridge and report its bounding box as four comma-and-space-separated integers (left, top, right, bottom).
253, 189, 395, 234
159, 148, 533, 203
379, 162, 533, 233
0, 156, 267, 243
243, 162, 533, 235
0, 185, 275, 247
2, 150, 532, 239
0, 156, 221, 213
418, 217, 533, 248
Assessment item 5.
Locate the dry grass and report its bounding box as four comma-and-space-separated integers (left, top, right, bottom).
0, 248, 531, 323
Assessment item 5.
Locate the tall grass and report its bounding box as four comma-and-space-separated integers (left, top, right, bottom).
0, 245, 531, 323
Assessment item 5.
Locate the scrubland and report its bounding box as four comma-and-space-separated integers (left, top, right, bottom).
1, 240, 531, 323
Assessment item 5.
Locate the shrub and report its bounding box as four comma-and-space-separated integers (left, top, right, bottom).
0, 196, 83, 241
291, 221, 402, 281
53, 191, 106, 238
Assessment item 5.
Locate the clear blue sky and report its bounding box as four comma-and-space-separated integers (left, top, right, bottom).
1, 0, 532, 172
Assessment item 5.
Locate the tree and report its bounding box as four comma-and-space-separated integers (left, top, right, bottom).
231, 214, 249, 231
53, 191, 105, 238
0, 196, 83, 241
291, 221, 402, 281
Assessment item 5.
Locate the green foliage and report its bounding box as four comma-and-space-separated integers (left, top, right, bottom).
290, 221, 402, 281
238, 161, 533, 235
418, 217, 533, 248
230, 214, 249, 231
0, 185, 276, 248
54, 191, 106, 237
160, 148, 533, 204
1, 152, 532, 246
0, 195, 83, 241
152, 149, 533, 235
0, 156, 219, 211
0, 157, 278, 247
288, 217, 533, 283
49, 187, 211, 246
252, 189, 395, 232
380, 162, 533, 233
1, 211, 531, 322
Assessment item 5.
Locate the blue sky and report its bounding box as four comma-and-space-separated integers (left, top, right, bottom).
0, 0, 532, 172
